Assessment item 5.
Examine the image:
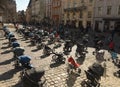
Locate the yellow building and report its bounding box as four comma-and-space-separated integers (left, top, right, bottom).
63, 0, 94, 28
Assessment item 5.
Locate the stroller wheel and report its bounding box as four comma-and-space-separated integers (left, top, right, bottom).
81, 80, 87, 87
52, 55, 57, 62
113, 72, 120, 77
78, 68, 81, 74
93, 51, 95, 55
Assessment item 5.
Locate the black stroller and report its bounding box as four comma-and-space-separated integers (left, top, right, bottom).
20, 68, 46, 87
75, 43, 87, 58
63, 40, 73, 52
81, 63, 104, 87
113, 60, 120, 78
43, 45, 53, 56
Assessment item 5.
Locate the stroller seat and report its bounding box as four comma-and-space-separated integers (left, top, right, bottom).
85, 70, 100, 87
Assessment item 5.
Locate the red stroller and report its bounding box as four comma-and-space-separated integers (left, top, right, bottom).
67, 56, 81, 74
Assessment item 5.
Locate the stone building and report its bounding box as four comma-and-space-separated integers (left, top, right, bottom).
0, 0, 16, 22
52, 0, 62, 25
93, 0, 120, 32
63, 0, 94, 28
45, 0, 52, 19
26, 8, 31, 24
27, 0, 46, 24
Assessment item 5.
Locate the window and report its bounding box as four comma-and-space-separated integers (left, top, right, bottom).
68, 2, 70, 8
67, 13, 69, 18
118, 5, 120, 15
80, 11, 83, 18
81, 0, 84, 3
107, 6, 112, 15
88, 11, 92, 18
98, 7, 102, 15
89, 0, 93, 3
73, 12, 76, 18
73, 2, 77, 7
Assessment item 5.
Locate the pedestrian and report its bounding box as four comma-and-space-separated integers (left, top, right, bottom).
108, 40, 115, 52
110, 26, 115, 40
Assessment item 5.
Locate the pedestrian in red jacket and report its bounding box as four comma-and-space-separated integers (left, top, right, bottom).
109, 40, 114, 51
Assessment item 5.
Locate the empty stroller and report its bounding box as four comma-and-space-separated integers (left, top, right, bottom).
67, 56, 81, 74
13, 47, 25, 67
20, 68, 46, 87
81, 63, 104, 87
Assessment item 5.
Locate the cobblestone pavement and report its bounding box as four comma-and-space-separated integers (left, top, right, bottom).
0, 24, 120, 87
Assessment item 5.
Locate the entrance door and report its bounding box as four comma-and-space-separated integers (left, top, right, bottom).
104, 21, 110, 32
95, 21, 99, 31
115, 21, 120, 32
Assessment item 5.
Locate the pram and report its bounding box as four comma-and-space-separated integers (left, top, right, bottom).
67, 56, 81, 74
81, 63, 104, 87
20, 68, 46, 87
13, 47, 25, 67
15, 55, 33, 69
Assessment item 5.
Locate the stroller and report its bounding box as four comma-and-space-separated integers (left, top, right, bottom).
81, 63, 104, 87
51, 52, 66, 64
20, 68, 46, 87
13, 47, 25, 67
43, 45, 53, 56
113, 59, 120, 78
75, 43, 87, 58
95, 50, 105, 62
63, 40, 73, 52
67, 56, 81, 74
16, 55, 33, 69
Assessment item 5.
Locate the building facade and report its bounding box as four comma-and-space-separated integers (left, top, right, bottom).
17, 10, 26, 24
45, 0, 52, 19
93, 0, 120, 32
0, 0, 16, 22
0, 5, 5, 22
52, 0, 62, 25
26, 6, 31, 24
27, 0, 46, 24
63, 0, 94, 28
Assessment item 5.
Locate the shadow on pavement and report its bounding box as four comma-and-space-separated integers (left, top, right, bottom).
0, 58, 14, 65
31, 49, 39, 52
27, 44, 34, 47
76, 57, 85, 65
12, 81, 22, 87
17, 37, 24, 40
1, 49, 12, 54
63, 51, 70, 55
0, 38, 5, 40
66, 73, 79, 87
2, 42, 8, 45
25, 40, 30, 43
1, 45, 10, 49
50, 62, 65, 68
40, 54, 50, 59
21, 39, 27, 41
0, 68, 22, 81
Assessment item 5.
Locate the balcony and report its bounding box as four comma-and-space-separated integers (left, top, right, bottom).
64, 5, 87, 12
